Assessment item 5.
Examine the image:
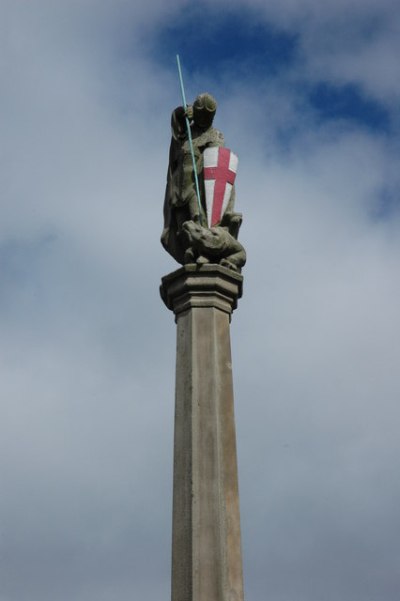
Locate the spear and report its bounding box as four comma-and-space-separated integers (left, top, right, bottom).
176, 54, 203, 223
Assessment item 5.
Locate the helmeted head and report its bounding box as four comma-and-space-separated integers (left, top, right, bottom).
193, 93, 217, 129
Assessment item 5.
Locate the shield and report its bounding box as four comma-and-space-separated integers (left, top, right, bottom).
203, 147, 238, 227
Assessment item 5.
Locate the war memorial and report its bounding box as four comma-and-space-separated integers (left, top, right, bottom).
161, 59, 246, 601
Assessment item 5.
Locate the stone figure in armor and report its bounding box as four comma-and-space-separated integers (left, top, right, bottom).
161, 93, 246, 271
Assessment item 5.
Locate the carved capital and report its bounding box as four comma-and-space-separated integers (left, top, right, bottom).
160, 264, 243, 319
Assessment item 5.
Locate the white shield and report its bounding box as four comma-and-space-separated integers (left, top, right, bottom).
203, 147, 238, 227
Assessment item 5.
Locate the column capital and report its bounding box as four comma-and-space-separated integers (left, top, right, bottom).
160, 264, 243, 318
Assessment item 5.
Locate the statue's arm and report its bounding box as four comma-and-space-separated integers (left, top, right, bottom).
171, 105, 193, 141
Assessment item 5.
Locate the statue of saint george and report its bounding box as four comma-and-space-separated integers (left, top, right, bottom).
161, 93, 246, 272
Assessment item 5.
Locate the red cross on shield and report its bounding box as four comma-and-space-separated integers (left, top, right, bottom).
203, 147, 238, 227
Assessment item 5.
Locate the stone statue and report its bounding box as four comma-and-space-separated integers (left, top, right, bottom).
182, 221, 246, 272
161, 93, 246, 272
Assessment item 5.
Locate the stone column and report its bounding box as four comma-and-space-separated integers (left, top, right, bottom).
161, 264, 244, 601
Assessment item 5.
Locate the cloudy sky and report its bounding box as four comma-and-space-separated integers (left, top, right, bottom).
1, 1, 400, 599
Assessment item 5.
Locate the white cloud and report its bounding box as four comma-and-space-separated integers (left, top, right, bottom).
1, 1, 399, 599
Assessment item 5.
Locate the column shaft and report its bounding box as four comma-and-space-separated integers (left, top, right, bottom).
161, 265, 244, 601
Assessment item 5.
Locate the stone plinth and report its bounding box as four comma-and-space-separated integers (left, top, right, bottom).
161, 264, 244, 601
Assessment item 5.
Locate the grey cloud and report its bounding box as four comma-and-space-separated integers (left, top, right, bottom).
1, 1, 400, 600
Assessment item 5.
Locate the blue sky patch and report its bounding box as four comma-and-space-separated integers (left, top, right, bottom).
150, 7, 393, 137
308, 82, 391, 132
151, 5, 298, 80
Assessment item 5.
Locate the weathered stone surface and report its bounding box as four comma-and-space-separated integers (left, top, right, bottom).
161, 94, 245, 269
161, 265, 244, 601
161, 264, 243, 318
182, 221, 246, 272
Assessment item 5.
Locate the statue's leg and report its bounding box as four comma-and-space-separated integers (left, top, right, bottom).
181, 153, 202, 223
220, 250, 246, 272
184, 192, 200, 223
175, 207, 190, 233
